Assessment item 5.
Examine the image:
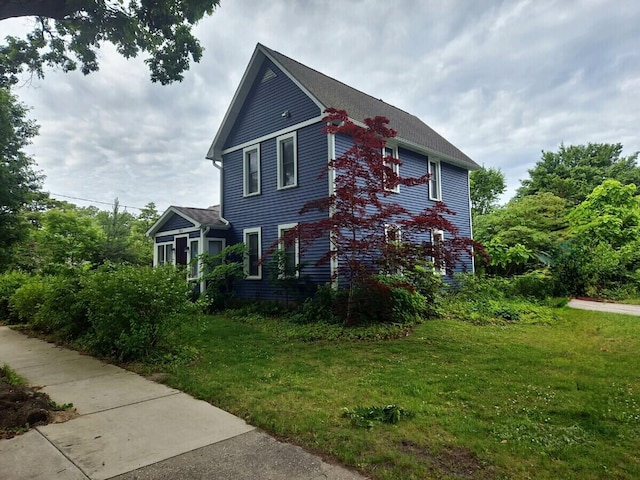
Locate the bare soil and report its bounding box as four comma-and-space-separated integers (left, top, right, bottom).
0, 373, 77, 439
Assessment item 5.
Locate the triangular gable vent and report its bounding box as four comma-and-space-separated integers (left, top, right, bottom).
261, 67, 277, 83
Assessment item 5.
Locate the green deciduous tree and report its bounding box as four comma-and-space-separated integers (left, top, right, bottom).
517, 143, 640, 206
474, 192, 567, 275
0, 86, 42, 270
0, 0, 220, 86
554, 180, 640, 296
470, 165, 506, 216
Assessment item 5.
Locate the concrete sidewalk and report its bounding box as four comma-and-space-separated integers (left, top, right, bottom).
0, 326, 366, 480
568, 299, 640, 316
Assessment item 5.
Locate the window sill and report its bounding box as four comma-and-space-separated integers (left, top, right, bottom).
277, 184, 298, 191
243, 192, 261, 198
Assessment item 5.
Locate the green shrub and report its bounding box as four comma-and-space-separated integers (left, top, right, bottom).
32, 272, 88, 338
291, 284, 340, 324
0, 271, 32, 323
403, 265, 443, 318
9, 277, 51, 324
512, 269, 556, 299
81, 265, 192, 361
335, 275, 426, 326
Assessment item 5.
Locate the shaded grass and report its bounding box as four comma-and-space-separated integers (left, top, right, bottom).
153, 308, 640, 480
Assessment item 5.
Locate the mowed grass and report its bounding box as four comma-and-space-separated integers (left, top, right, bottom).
159, 308, 640, 480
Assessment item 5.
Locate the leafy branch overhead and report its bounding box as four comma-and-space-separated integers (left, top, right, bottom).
0, 0, 220, 86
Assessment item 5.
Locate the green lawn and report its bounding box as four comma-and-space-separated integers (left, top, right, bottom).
157, 308, 640, 480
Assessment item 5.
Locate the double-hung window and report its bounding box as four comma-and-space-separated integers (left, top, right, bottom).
383, 146, 400, 193
428, 158, 441, 201
277, 133, 297, 189
278, 223, 299, 278
432, 229, 446, 275
243, 227, 262, 279
243, 145, 260, 196
189, 239, 199, 278
156, 243, 173, 266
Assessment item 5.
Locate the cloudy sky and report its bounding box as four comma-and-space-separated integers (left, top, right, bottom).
4, 0, 640, 214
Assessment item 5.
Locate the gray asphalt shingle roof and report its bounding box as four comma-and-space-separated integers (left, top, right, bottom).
171, 205, 225, 227
260, 44, 478, 170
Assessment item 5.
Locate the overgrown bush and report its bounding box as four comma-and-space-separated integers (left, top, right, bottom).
0, 271, 32, 323
9, 276, 50, 324
444, 273, 558, 325
199, 243, 246, 312
334, 275, 426, 325
32, 271, 88, 338
81, 265, 192, 361
403, 265, 443, 318
512, 269, 556, 299
291, 284, 340, 324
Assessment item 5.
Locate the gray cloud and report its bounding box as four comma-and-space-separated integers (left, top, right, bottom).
5, 0, 640, 211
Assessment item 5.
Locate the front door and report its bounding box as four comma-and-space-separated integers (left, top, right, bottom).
175, 236, 188, 266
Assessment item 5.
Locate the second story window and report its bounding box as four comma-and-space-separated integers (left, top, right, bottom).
383, 146, 400, 193
277, 133, 297, 189
243, 145, 260, 196
428, 158, 441, 201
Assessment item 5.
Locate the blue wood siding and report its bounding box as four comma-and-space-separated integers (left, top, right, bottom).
156, 235, 174, 243
223, 122, 330, 299
157, 213, 195, 232
223, 60, 321, 149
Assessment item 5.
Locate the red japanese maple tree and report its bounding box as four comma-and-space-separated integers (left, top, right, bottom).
280, 108, 478, 322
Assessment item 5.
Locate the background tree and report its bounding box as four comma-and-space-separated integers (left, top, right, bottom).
517, 143, 640, 206
0, 86, 42, 270
554, 180, 640, 296
473, 192, 567, 275
470, 165, 506, 216
0, 0, 220, 86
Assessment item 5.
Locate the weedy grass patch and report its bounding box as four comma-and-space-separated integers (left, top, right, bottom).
152, 307, 640, 480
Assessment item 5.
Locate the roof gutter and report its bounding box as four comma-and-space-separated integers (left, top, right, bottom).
212, 160, 230, 227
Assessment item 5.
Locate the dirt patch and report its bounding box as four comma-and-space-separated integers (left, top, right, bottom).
0, 374, 78, 439
400, 439, 491, 478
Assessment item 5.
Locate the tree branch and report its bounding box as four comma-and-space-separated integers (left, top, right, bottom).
0, 0, 77, 21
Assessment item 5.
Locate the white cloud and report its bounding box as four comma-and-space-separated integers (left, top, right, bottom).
4, 0, 640, 211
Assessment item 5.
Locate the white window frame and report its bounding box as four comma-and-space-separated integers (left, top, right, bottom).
188, 239, 199, 279
277, 132, 298, 190
428, 158, 442, 201
432, 229, 446, 275
243, 144, 261, 197
156, 242, 174, 266
243, 227, 262, 280
383, 145, 400, 193
278, 223, 300, 278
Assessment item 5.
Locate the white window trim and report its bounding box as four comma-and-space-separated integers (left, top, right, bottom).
155, 242, 174, 266
278, 222, 300, 278
432, 229, 446, 275
243, 144, 261, 197
207, 238, 226, 254
277, 132, 298, 190
188, 239, 199, 279
243, 227, 262, 280
428, 158, 442, 201
384, 224, 402, 243
383, 145, 400, 193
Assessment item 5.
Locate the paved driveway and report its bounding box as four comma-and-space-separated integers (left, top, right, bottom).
568, 299, 640, 316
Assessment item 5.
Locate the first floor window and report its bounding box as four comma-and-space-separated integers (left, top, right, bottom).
278, 223, 299, 278
189, 239, 199, 278
244, 228, 262, 279
244, 145, 260, 196
277, 133, 297, 189
432, 229, 446, 275
157, 243, 173, 265
429, 159, 441, 201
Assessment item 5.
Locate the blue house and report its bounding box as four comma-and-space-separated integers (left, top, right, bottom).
151, 43, 480, 298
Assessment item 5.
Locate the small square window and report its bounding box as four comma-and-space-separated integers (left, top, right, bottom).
428, 159, 441, 201
243, 145, 260, 196
277, 133, 297, 189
